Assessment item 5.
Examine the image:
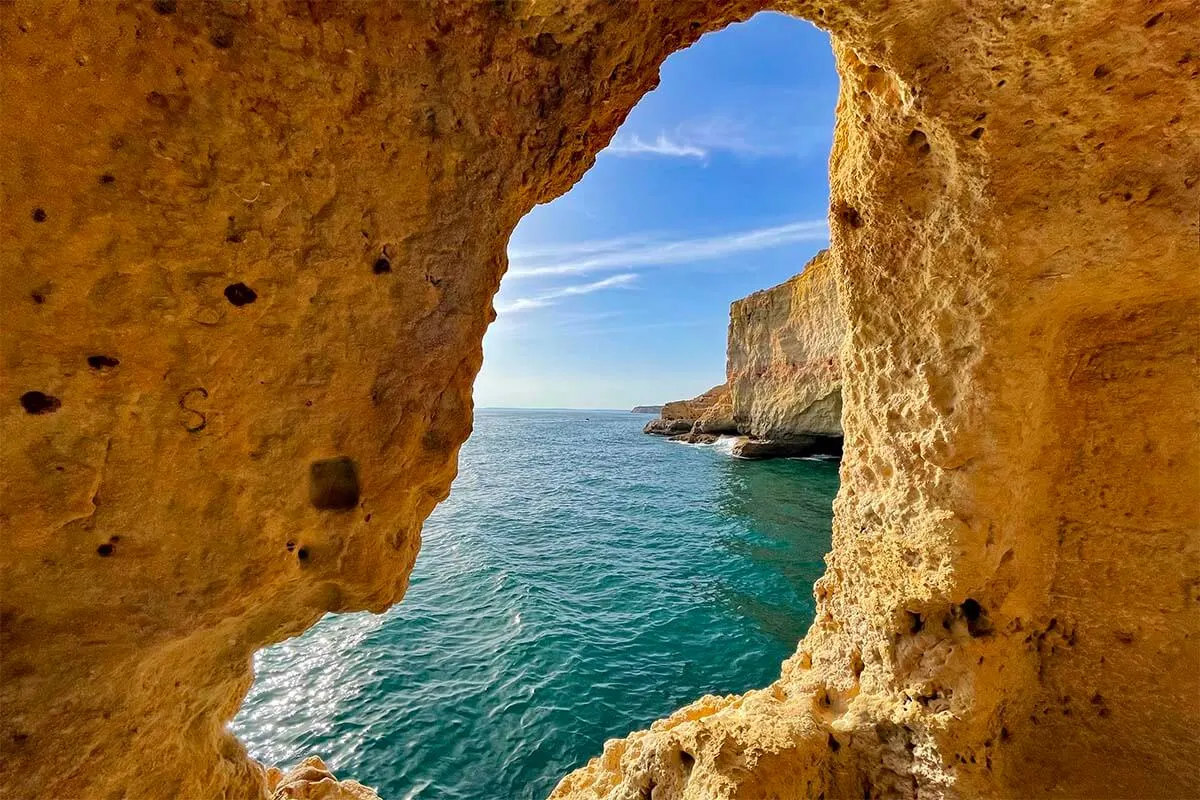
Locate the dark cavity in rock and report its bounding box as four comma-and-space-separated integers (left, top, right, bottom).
309, 456, 361, 511
960, 597, 993, 637
87, 355, 120, 370
20, 391, 60, 415
223, 282, 257, 306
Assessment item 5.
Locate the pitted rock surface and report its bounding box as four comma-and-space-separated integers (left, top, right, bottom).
2, 2, 1197, 799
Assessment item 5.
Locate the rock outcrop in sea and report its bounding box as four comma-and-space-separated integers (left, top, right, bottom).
2, 4, 1196, 800
645, 250, 845, 458
643, 384, 735, 439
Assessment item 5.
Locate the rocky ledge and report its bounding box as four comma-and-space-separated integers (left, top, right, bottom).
728, 434, 843, 459
643, 383, 736, 437
269, 758, 379, 800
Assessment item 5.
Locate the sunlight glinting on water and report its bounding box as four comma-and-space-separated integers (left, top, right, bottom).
232, 409, 838, 799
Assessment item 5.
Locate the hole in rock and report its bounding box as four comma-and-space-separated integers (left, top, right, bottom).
960, 598, 993, 638
235, 14, 843, 799
87, 355, 120, 370
308, 457, 360, 511
20, 391, 60, 414
31, 208, 46, 223
223, 282, 257, 306
961, 598, 983, 621
837, 203, 864, 228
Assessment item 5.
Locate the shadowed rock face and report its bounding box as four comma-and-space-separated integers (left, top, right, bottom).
1, 3, 1197, 800
730, 435, 843, 460
644, 418, 695, 436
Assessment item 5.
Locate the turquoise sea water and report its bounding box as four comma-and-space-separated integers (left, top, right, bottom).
232, 409, 838, 799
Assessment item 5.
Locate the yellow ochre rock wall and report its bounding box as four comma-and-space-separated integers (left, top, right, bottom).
1, 1, 1197, 799
728, 249, 845, 440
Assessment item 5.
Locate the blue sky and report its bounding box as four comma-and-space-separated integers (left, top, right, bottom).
475, 13, 837, 409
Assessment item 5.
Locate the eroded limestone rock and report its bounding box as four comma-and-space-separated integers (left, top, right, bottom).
728, 434, 842, 460
660, 384, 733, 426
647, 251, 844, 456
728, 249, 845, 441
644, 384, 734, 437
268, 757, 380, 800
1, 2, 1197, 800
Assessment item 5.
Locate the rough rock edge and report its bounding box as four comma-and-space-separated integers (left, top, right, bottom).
1, 1, 1196, 799
268, 757, 380, 800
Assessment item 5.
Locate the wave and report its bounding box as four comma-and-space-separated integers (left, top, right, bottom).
713, 436, 741, 457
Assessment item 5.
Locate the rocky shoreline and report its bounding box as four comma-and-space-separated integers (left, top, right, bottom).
644, 250, 845, 460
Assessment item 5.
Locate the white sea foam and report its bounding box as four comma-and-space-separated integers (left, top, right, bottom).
713, 436, 740, 457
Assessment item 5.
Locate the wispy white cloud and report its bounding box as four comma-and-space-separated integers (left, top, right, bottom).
507, 235, 655, 262
601, 115, 831, 162
507, 219, 827, 279
489, 313, 708, 341
494, 273, 638, 314
603, 134, 708, 159
670, 116, 828, 159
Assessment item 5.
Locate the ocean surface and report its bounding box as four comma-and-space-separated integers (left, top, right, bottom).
231, 408, 838, 799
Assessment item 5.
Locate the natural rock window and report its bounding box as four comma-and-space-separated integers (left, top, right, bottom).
0, 4, 1195, 800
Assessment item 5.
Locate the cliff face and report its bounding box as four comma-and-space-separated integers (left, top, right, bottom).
728, 249, 845, 440
642, 251, 844, 457
2, 3, 1197, 800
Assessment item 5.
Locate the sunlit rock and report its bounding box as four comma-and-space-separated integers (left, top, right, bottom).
1, 2, 1196, 799
728, 249, 846, 443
